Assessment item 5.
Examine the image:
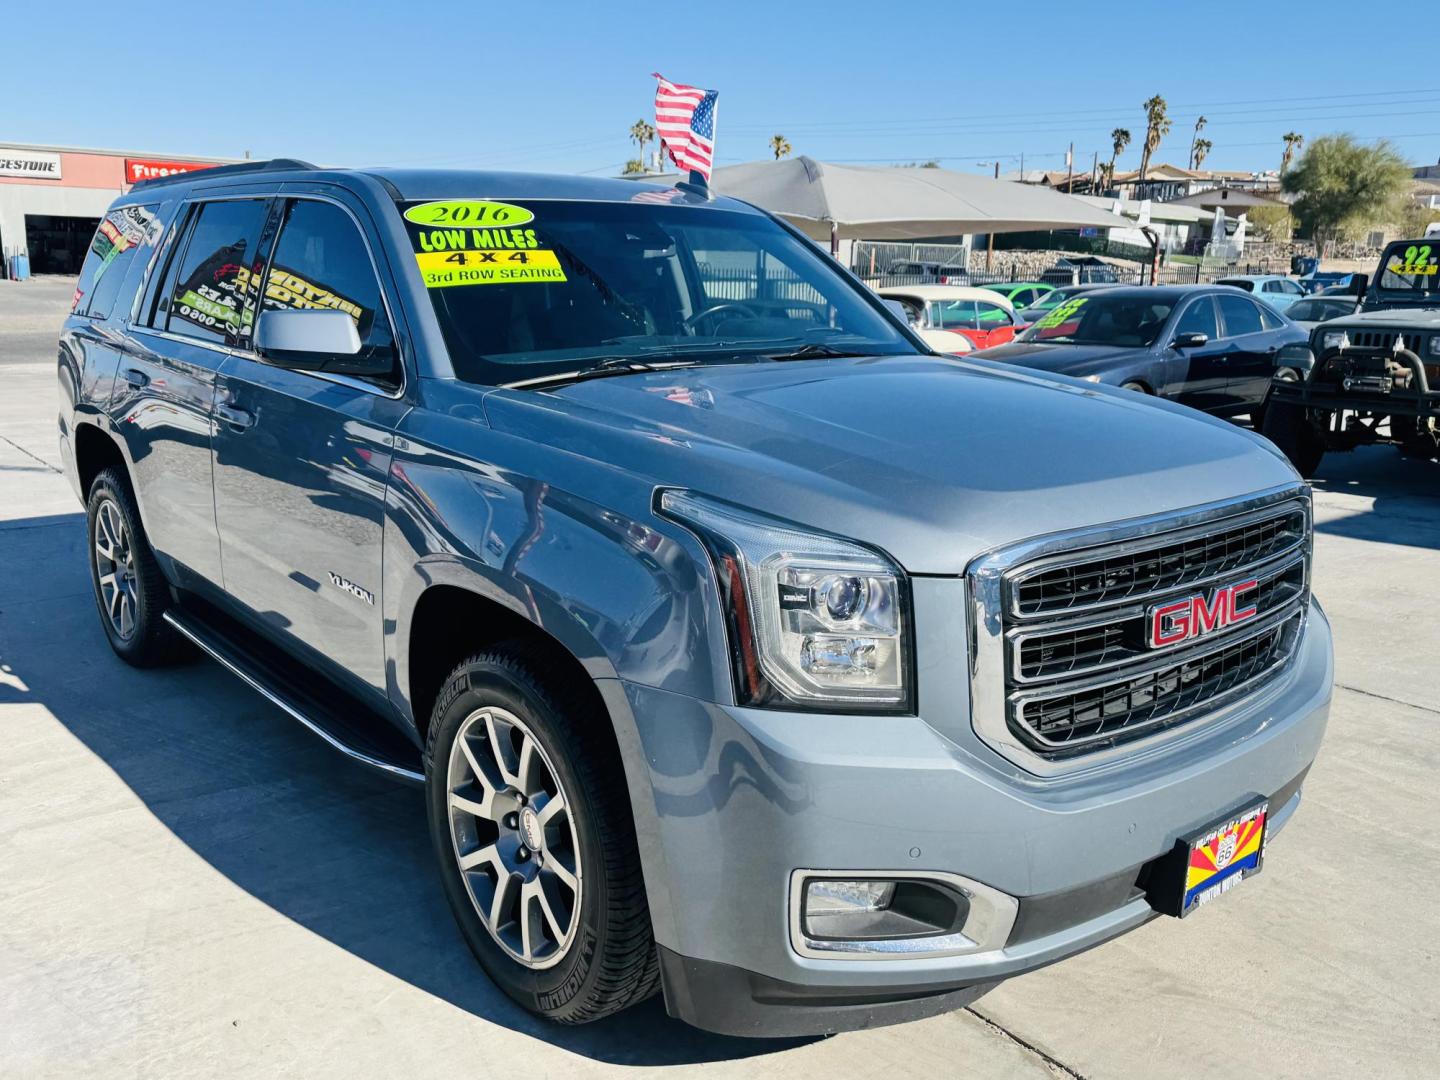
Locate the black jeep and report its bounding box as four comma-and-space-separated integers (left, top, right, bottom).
1263, 239, 1440, 475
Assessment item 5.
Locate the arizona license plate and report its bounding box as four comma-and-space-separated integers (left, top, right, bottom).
1180, 802, 1268, 916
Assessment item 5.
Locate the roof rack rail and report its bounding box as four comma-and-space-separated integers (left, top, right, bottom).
132, 157, 318, 190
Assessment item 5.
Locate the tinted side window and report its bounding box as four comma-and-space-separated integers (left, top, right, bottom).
1257, 304, 1285, 331
72, 205, 159, 320
1262, 280, 1282, 293
261, 199, 398, 385
1175, 297, 1218, 339
165, 200, 272, 345
1217, 294, 1263, 337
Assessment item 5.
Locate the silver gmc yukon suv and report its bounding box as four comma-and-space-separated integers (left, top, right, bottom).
56, 160, 1332, 1036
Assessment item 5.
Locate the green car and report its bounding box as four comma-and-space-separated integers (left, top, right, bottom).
979, 281, 1055, 311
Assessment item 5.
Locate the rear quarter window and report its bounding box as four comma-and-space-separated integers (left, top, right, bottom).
72, 205, 160, 320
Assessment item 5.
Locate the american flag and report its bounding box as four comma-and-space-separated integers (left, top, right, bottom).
653, 73, 718, 181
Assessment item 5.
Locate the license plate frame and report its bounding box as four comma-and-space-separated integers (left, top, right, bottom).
1146, 800, 1269, 918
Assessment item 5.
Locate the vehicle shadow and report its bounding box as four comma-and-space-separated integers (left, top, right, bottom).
0, 512, 814, 1067
1308, 446, 1440, 551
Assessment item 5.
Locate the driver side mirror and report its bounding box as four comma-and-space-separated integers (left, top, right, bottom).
256, 308, 393, 379
1348, 272, 1368, 299
1173, 331, 1208, 349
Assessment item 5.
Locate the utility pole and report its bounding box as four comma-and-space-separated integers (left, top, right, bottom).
1065, 142, 1074, 192
987, 160, 999, 271
1091, 150, 1099, 191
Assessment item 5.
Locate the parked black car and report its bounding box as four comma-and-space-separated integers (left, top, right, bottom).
975, 285, 1310, 418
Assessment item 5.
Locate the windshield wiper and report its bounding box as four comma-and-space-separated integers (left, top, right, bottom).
502, 356, 703, 390
763, 342, 876, 361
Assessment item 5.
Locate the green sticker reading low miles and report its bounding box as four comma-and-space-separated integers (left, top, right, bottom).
403, 200, 535, 228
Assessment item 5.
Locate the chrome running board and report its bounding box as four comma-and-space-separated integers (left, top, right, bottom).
164, 608, 425, 786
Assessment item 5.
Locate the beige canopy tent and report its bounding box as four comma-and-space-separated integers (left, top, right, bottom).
706, 156, 1127, 248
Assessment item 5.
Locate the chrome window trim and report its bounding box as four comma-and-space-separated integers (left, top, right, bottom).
787, 869, 1018, 961
967, 484, 1312, 779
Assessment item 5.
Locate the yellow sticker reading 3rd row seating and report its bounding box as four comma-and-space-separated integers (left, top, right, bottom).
415, 248, 566, 288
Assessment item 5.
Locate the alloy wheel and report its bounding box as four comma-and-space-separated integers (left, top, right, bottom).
93, 497, 138, 640
446, 706, 582, 969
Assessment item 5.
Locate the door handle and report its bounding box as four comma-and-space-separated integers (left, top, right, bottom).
123, 368, 149, 388
215, 403, 255, 430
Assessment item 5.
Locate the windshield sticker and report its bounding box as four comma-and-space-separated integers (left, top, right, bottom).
403, 200, 535, 228
407, 206, 567, 288
1386, 244, 1437, 277
1035, 297, 1087, 328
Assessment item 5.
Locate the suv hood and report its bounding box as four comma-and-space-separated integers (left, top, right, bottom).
482, 356, 1298, 575
1340, 305, 1440, 326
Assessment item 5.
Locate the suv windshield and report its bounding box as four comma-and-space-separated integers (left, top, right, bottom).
400, 199, 909, 385
1376, 242, 1440, 295
1017, 293, 1176, 347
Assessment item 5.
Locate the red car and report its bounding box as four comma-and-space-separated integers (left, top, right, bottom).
879, 285, 1022, 352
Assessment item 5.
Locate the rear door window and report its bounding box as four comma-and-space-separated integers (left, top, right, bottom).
163, 199, 272, 346
72, 205, 159, 320
259, 198, 399, 387
1217, 293, 1264, 337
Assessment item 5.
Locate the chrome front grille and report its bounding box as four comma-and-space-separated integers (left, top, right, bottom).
1011, 505, 1306, 618
968, 488, 1312, 775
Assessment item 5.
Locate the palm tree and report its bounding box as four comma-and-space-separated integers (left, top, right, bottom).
1281, 132, 1304, 174
1189, 115, 1208, 170
1191, 138, 1212, 170
769, 134, 792, 160
1138, 95, 1172, 181
629, 119, 655, 172
1106, 127, 1131, 189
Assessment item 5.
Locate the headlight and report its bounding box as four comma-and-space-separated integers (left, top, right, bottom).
1428, 336, 1440, 357
1079, 373, 1103, 383
1321, 330, 1347, 351
659, 491, 910, 711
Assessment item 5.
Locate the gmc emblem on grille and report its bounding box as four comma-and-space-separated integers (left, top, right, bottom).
1147, 579, 1258, 648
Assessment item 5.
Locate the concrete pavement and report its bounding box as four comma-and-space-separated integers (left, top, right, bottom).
1, 278, 1437, 1078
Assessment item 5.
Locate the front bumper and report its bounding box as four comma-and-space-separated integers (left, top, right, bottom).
600, 596, 1332, 1037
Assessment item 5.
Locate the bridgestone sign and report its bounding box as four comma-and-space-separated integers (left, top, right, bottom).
0, 151, 62, 180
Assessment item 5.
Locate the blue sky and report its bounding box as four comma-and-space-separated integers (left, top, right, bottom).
8, 1, 1437, 176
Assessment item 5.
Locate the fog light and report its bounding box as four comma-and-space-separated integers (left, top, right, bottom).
806, 879, 895, 916
802, 876, 969, 943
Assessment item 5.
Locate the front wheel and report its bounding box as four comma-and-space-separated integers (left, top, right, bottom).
425, 647, 658, 1024
1251, 367, 1301, 430
1261, 400, 1326, 477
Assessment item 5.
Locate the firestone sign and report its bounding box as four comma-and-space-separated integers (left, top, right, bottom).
125, 159, 214, 184
0, 151, 62, 180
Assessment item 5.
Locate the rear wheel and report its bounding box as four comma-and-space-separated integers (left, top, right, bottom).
425, 647, 658, 1024
1261, 400, 1326, 477
1120, 381, 1150, 394
85, 468, 187, 666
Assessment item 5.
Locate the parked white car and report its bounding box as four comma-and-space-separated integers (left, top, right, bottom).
878, 285, 1020, 354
